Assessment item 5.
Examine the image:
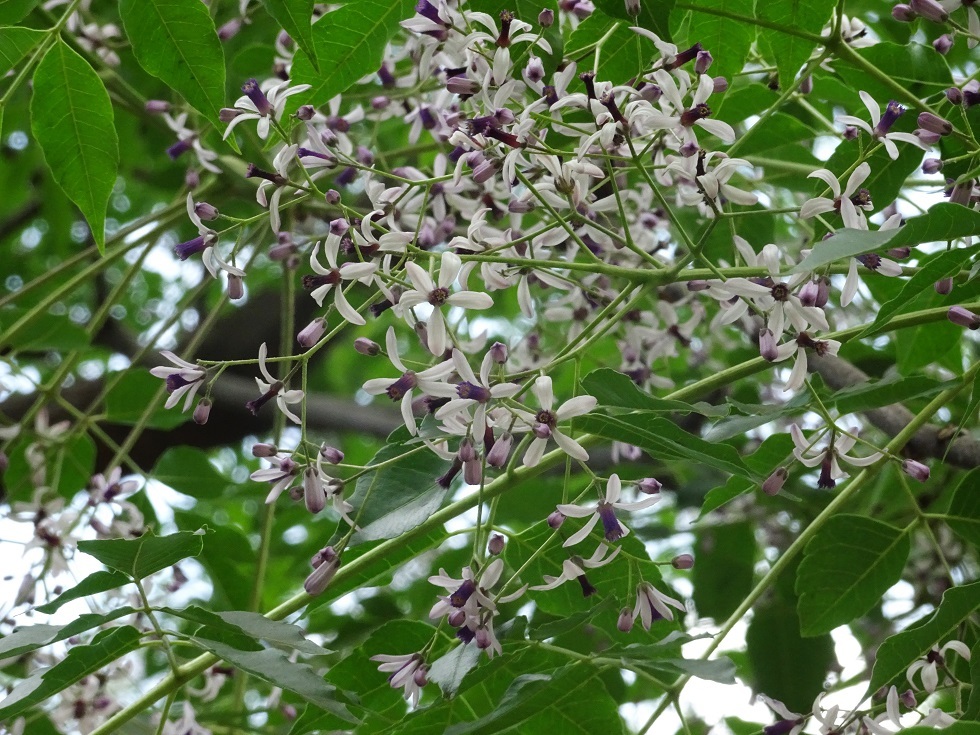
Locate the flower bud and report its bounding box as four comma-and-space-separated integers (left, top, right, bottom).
917, 112, 952, 135
193, 398, 212, 426
948, 306, 980, 329
297, 317, 327, 349
843, 125, 859, 140
458, 437, 478, 462
799, 75, 813, 95
915, 128, 941, 146
320, 445, 344, 464
295, 105, 315, 121
922, 158, 943, 174
934, 277, 953, 295
525, 56, 545, 84
413, 666, 429, 687
490, 342, 508, 364
695, 50, 713, 74
228, 274, 244, 300
909, 0, 948, 23
798, 280, 820, 307
933, 34, 953, 54
219, 107, 241, 123
464, 458, 482, 485
637, 477, 662, 494
671, 554, 695, 570
887, 246, 910, 260
305, 548, 340, 595
687, 279, 710, 292
900, 690, 917, 709
712, 76, 728, 94
325, 189, 341, 205
185, 169, 200, 188
194, 202, 219, 220
617, 607, 635, 632
304, 468, 325, 514
252, 442, 278, 457
448, 609, 467, 627
759, 328, 778, 362
892, 3, 915, 21
547, 510, 565, 529
538, 8, 554, 26
901, 459, 930, 482
488, 533, 505, 555
946, 86, 963, 105
762, 467, 788, 496
486, 432, 513, 468
624, 0, 640, 16
145, 100, 171, 113
217, 17, 242, 40
355, 337, 381, 356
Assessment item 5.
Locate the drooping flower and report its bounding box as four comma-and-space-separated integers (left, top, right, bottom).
530, 543, 620, 594
223, 78, 311, 140
799, 163, 873, 229
837, 92, 927, 160
790, 424, 882, 487
757, 695, 807, 735
304, 233, 378, 325
773, 332, 841, 392
149, 351, 207, 412
631, 580, 686, 628
247, 342, 304, 424
556, 474, 660, 547
906, 640, 971, 693
369, 653, 428, 707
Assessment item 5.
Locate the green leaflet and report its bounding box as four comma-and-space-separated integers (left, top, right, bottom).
30, 38, 118, 253
262, 0, 318, 71
119, 0, 226, 126
77, 528, 206, 581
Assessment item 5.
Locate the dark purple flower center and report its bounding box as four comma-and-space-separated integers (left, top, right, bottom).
874, 100, 905, 136
167, 139, 193, 160
665, 42, 702, 71
166, 374, 192, 393
857, 253, 882, 270
770, 283, 790, 302
680, 104, 712, 127
818, 453, 836, 489
796, 332, 831, 356
850, 188, 872, 207
428, 287, 451, 306
497, 10, 513, 47
386, 371, 418, 400
598, 502, 625, 541
174, 236, 209, 261
535, 409, 556, 427
457, 382, 491, 402
577, 574, 597, 597
764, 719, 805, 735
303, 271, 341, 290
242, 79, 272, 116
450, 579, 476, 607
246, 382, 283, 416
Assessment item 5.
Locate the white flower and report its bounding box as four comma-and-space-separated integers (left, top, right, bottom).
800, 163, 873, 229
248, 342, 304, 424
757, 695, 806, 735
837, 92, 927, 160
841, 251, 903, 307
434, 348, 521, 431
647, 69, 736, 145
361, 327, 457, 435
556, 474, 660, 547
305, 234, 377, 325
463, 11, 552, 86
149, 351, 207, 411
632, 580, 686, 628
774, 332, 841, 392
396, 251, 494, 356
161, 702, 211, 735
513, 376, 597, 468
530, 543, 620, 592
251, 454, 300, 504
223, 78, 311, 140
254, 143, 297, 234
369, 652, 427, 707
790, 423, 882, 487
163, 112, 221, 173
907, 640, 971, 693
862, 686, 904, 735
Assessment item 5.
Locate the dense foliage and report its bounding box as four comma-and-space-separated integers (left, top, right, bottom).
1, 0, 979, 733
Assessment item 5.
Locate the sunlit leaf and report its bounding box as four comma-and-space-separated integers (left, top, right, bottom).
78, 529, 207, 581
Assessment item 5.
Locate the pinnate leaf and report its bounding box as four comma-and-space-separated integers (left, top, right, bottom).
30, 38, 118, 253
78, 529, 206, 581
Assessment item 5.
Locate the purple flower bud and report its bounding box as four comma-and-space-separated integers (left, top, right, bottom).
900, 690, 917, 709
241, 78, 273, 116
843, 125, 859, 140
218, 18, 242, 41
625, 0, 640, 16
798, 280, 820, 307
917, 112, 952, 135
193, 398, 211, 425
167, 139, 193, 160
964, 81, 980, 107
892, 3, 916, 21
458, 437, 478, 462
355, 337, 381, 356
297, 317, 326, 349
547, 510, 565, 529
671, 554, 695, 570
472, 157, 498, 184
915, 128, 942, 145
901, 459, 930, 482
934, 277, 953, 295
538, 8, 554, 26
875, 101, 905, 136
185, 169, 200, 188
194, 202, 219, 220
910, 0, 949, 23
447, 76, 480, 96
759, 328, 778, 362
371, 95, 390, 110
799, 76, 813, 95
252, 442, 278, 457
679, 140, 700, 157
508, 199, 535, 213
305, 549, 340, 595
0, 451, 8, 474
695, 50, 713, 74
617, 607, 634, 632
486, 432, 513, 468
922, 157, 943, 174
887, 246, 911, 260
712, 76, 728, 94
296, 105, 315, 121
228, 274, 244, 300
687, 279, 710, 292
948, 305, 980, 329
490, 342, 508, 364
637, 477, 662, 494
268, 241, 296, 261
145, 99, 171, 113
304, 468, 325, 514
219, 108, 241, 123
488, 533, 505, 555
319, 445, 344, 464
413, 666, 428, 687
946, 86, 963, 105
762, 467, 788, 496
933, 34, 953, 54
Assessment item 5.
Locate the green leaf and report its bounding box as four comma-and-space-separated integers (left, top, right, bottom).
578, 413, 753, 478
826, 375, 952, 415
692, 521, 756, 620
746, 599, 836, 712
0, 26, 45, 77
30, 38, 118, 253
565, 11, 655, 85
837, 43, 952, 104
152, 446, 230, 498
0, 308, 90, 351
262, 0, 318, 70
755, 0, 835, 90
583, 367, 729, 416
0, 0, 39, 24
36, 570, 130, 614
945, 468, 980, 547
965, 638, 980, 720
796, 515, 911, 636
105, 370, 189, 429
162, 606, 330, 656
119, 0, 226, 125
593, 0, 674, 41
868, 580, 980, 695
0, 626, 141, 721
348, 442, 451, 544
78, 528, 206, 581
290, 0, 415, 109
698, 476, 754, 518
191, 636, 356, 722
611, 636, 737, 683
677, 0, 756, 82
858, 245, 980, 338
793, 203, 980, 273
0, 608, 138, 659
428, 643, 482, 698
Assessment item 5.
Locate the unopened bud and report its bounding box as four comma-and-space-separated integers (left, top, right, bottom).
933, 34, 953, 54
915, 129, 942, 146
759, 328, 778, 362
217, 17, 242, 40
948, 305, 980, 329
538, 8, 554, 26
762, 467, 788, 496
887, 246, 911, 260
488, 533, 505, 555
304, 468, 325, 514
617, 607, 635, 632
325, 188, 341, 204
193, 398, 211, 425
194, 202, 219, 220
695, 50, 713, 75
922, 158, 943, 174
219, 108, 241, 123
918, 112, 952, 135
295, 104, 315, 121
687, 279, 710, 292
799, 75, 813, 95
712, 76, 728, 94
946, 87, 963, 105
637, 477, 662, 494
671, 553, 695, 570
252, 443, 278, 457
486, 432, 513, 468
901, 459, 930, 482
320, 445, 344, 464
228, 274, 244, 300
843, 125, 859, 140
892, 3, 915, 21
489, 342, 508, 363
304, 548, 340, 595
934, 277, 953, 295
413, 666, 428, 687
547, 510, 565, 529
145, 99, 171, 113
900, 690, 917, 709
909, 0, 948, 23
355, 337, 381, 356
297, 317, 327, 349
